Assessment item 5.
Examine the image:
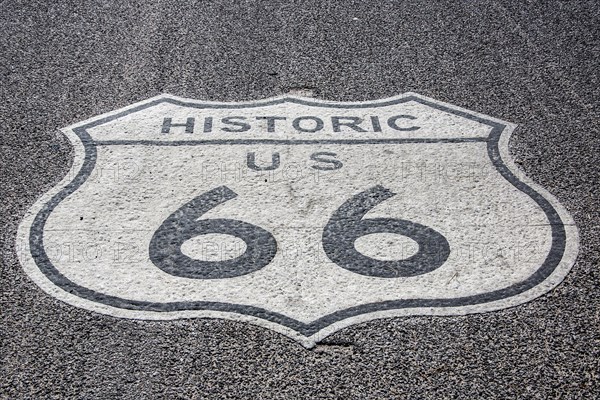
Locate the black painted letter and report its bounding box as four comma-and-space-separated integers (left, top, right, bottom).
310, 152, 343, 171
221, 116, 251, 132
162, 117, 195, 134
256, 116, 287, 133
247, 152, 280, 171
387, 115, 420, 131
331, 117, 367, 132
292, 116, 324, 133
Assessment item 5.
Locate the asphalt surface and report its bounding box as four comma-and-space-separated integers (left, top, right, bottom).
1, 0, 599, 398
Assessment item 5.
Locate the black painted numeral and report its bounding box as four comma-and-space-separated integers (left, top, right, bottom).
322, 185, 450, 277
149, 186, 277, 279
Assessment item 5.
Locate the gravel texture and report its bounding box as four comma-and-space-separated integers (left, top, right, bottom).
1, 0, 598, 398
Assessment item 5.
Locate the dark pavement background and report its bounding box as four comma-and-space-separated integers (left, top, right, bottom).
1, 0, 599, 398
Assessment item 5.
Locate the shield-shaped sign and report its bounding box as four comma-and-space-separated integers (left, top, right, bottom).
17, 93, 578, 347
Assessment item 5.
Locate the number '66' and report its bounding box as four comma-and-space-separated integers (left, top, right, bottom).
149, 186, 450, 279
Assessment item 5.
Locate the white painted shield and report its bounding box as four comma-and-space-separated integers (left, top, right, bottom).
17, 93, 578, 347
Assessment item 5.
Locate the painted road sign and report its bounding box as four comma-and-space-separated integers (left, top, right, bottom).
17, 94, 578, 347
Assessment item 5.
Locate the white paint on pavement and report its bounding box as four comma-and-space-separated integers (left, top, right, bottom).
16, 93, 579, 348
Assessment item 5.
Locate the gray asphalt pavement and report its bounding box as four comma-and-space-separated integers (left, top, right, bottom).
1, 0, 599, 398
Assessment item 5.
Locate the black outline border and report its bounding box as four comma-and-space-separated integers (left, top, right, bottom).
28, 95, 566, 337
